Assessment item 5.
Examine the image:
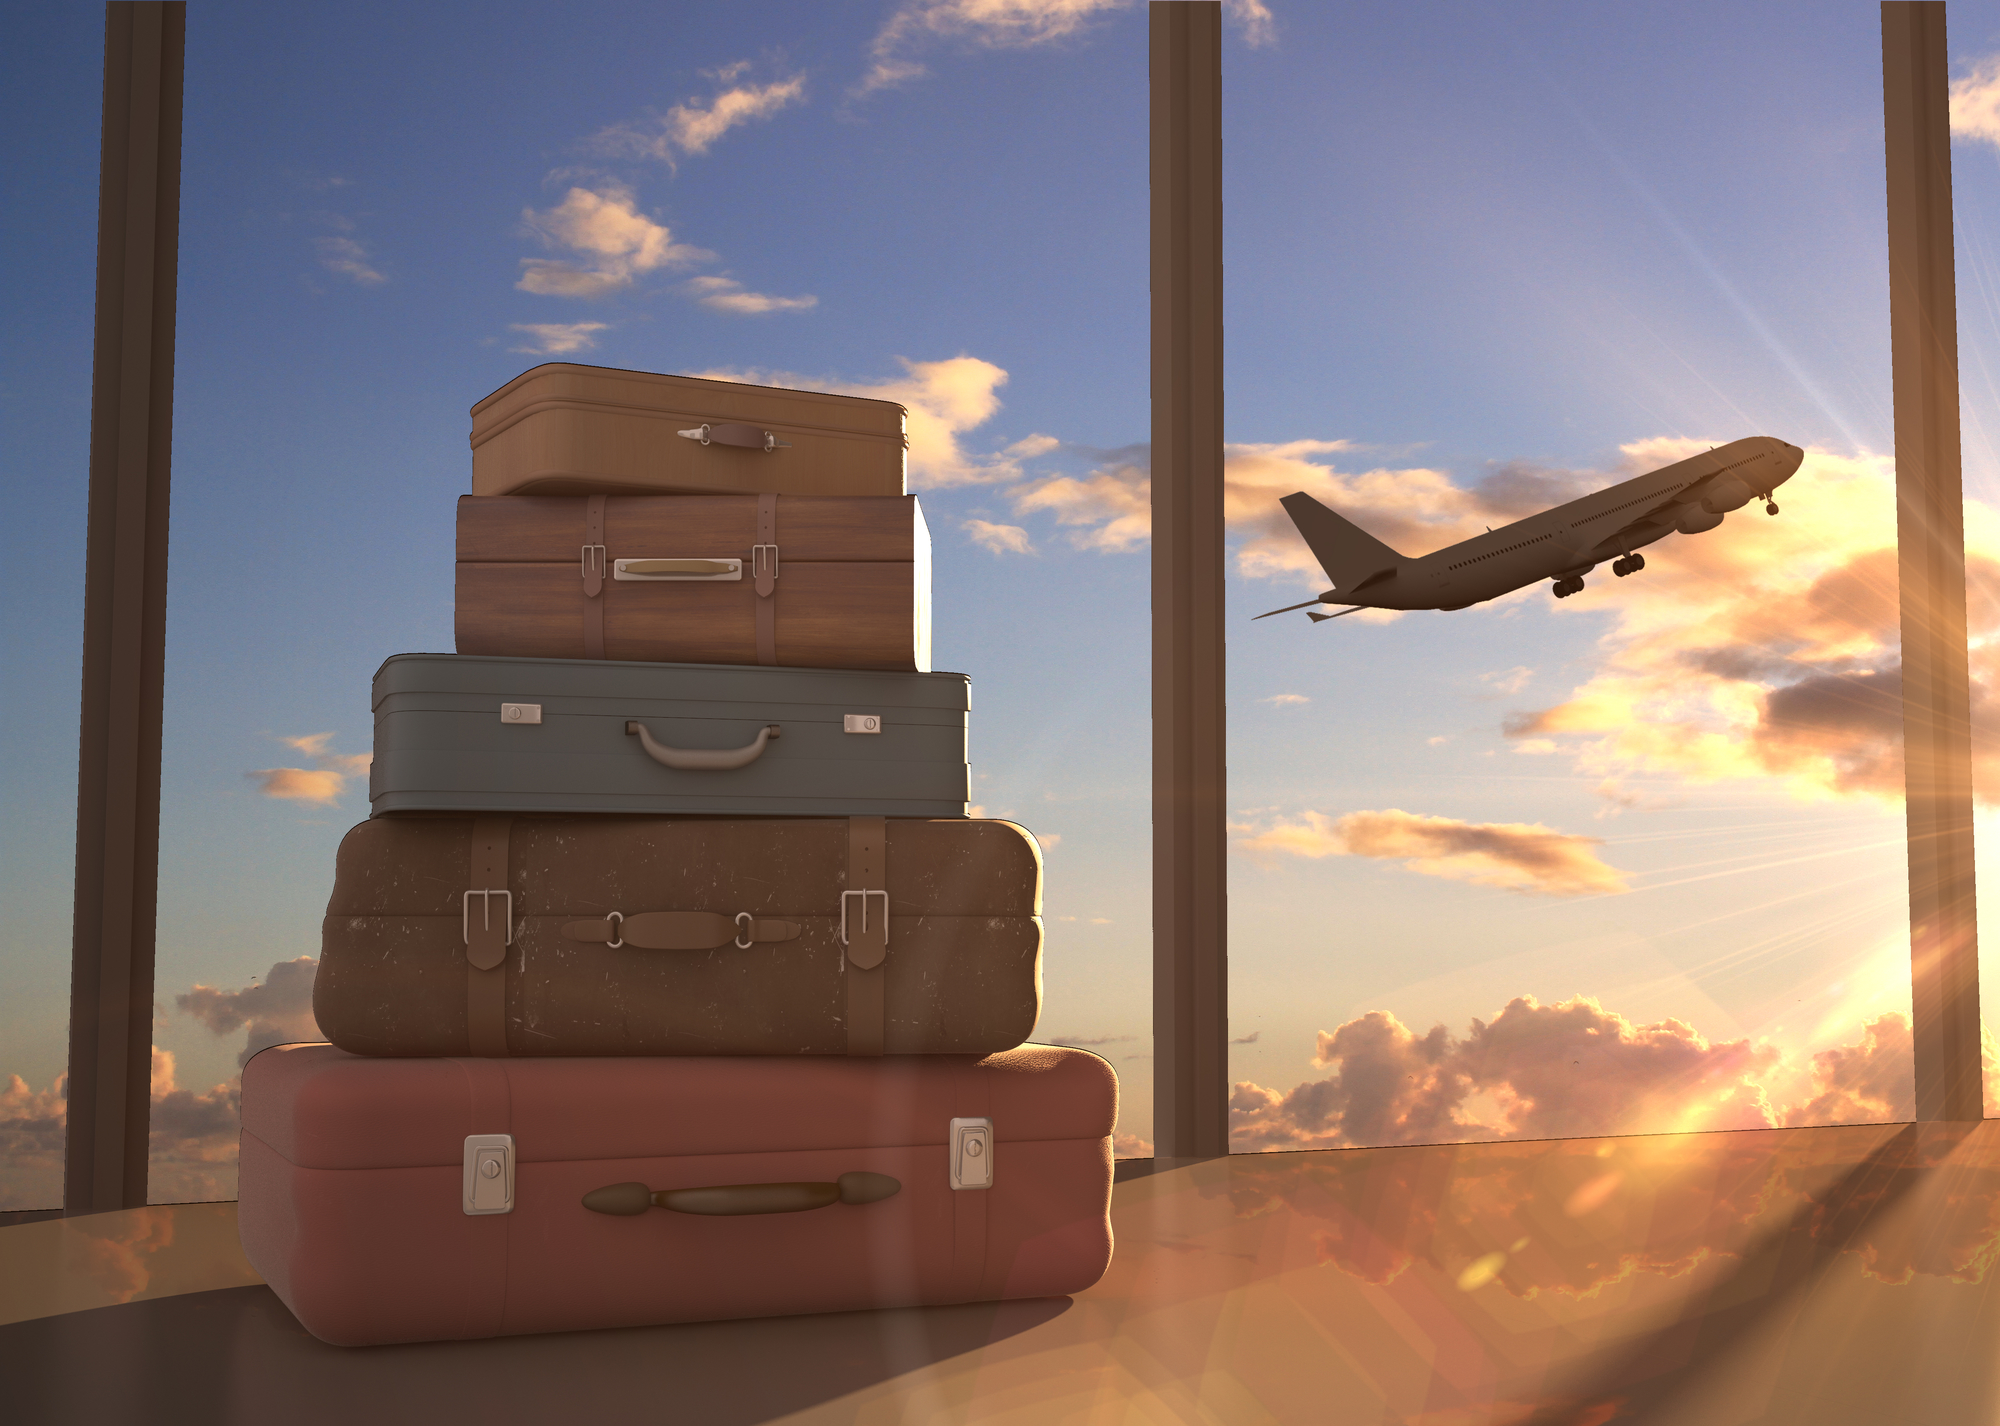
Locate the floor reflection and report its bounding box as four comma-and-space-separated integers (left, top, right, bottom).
8, 1120, 2000, 1423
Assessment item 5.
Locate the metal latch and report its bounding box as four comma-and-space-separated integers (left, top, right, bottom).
500, 703, 542, 725
949, 1118, 993, 1191
843, 714, 883, 734
463, 1134, 515, 1215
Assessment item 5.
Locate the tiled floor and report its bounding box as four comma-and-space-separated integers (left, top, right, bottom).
9, 1120, 2000, 1423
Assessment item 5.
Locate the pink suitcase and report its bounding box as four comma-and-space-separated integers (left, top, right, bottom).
238, 1043, 1116, 1346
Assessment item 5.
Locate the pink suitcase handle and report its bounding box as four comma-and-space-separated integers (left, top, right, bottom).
582, 1171, 900, 1218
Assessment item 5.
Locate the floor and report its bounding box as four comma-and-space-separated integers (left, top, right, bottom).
8, 1120, 2000, 1424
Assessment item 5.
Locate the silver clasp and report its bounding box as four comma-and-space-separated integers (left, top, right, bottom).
462, 889, 514, 946
839, 889, 890, 946
734, 911, 754, 949
604, 909, 625, 949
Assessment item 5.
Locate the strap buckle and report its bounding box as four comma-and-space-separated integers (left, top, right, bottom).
462, 889, 514, 946
603, 909, 625, 949
839, 889, 889, 947
751, 543, 779, 584
735, 911, 754, 950
581, 544, 607, 582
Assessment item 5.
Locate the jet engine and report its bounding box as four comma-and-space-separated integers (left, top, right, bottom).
1700, 476, 1756, 514
1676, 507, 1725, 535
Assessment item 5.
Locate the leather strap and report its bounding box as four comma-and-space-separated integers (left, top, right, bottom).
948, 1058, 992, 1303
582, 494, 607, 660
454, 1057, 513, 1338
754, 493, 778, 666
465, 817, 512, 1057
561, 911, 801, 949
844, 816, 887, 1056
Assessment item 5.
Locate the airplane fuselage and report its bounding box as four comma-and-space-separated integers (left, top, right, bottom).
1335, 437, 1802, 611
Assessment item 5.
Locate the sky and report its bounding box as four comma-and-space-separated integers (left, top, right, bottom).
14, 0, 2000, 1207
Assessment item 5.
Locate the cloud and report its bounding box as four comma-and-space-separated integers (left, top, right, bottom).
314, 235, 385, 286
689, 355, 1022, 488
1952, 56, 2000, 148
1231, 1030, 1262, 1044
0, 960, 327, 1209
1239, 807, 1629, 897
1482, 666, 1535, 696
177, 957, 323, 1068
249, 733, 369, 806
964, 518, 1033, 555
1231, 995, 1791, 1153
1490, 445, 2000, 806
1783, 1012, 1914, 1127
1006, 437, 1544, 577
1013, 454, 1153, 550
857, 0, 1129, 96
683, 274, 818, 314
1224, 0, 1276, 47
518, 185, 712, 297
245, 768, 344, 804
1112, 1132, 1154, 1157
1261, 693, 1309, 706
598, 70, 807, 161
1035, 832, 1061, 850
508, 321, 610, 355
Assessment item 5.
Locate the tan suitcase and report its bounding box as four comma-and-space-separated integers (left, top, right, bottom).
455, 493, 930, 670
313, 814, 1043, 1059
471, 364, 908, 498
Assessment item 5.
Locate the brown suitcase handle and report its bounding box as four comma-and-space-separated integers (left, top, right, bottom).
581, 1171, 901, 1218
676, 421, 793, 453
626, 720, 780, 771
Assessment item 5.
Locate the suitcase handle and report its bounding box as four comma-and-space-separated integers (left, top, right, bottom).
676, 421, 793, 453
626, 720, 780, 771
581, 1171, 901, 1218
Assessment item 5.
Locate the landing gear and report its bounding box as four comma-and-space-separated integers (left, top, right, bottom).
1766, 501, 1779, 516
1552, 576, 1585, 599
1612, 553, 1646, 578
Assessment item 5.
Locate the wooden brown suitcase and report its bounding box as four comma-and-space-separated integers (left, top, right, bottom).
471, 364, 908, 498
313, 814, 1043, 1059
455, 493, 930, 670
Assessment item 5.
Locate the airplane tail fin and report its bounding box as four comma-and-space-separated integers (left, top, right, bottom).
1279, 493, 1406, 593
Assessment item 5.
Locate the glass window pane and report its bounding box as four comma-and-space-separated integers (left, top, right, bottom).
1226, 4, 1915, 1153
0, 10, 109, 1213
138, 3, 1159, 1200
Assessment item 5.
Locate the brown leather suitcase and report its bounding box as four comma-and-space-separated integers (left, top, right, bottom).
471, 363, 907, 498
313, 814, 1043, 1059
455, 493, 930, 669
239, 1043, 1116, 1345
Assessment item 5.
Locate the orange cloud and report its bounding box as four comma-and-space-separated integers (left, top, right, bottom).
245, 768, 344, 804
1230, 999, 1934, 1162
1238, 808, 1628, 897
517, 184, 712, 298
598, 67, 807, 161
249, 734, 369, 805
963, 518, 1034, 555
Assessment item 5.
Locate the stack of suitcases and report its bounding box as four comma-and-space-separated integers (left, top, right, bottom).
236, 365, 1118, 1346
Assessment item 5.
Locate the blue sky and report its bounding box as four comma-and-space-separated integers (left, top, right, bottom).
13, 0, 2000, 1204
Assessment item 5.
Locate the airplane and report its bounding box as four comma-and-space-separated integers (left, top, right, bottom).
1255, 436, 1805, 622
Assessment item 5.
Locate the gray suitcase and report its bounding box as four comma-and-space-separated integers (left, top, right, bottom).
369, 654, 969, 817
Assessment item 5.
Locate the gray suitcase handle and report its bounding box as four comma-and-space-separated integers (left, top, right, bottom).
625, 720, 780, 771
581, 1172, 901, 1217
